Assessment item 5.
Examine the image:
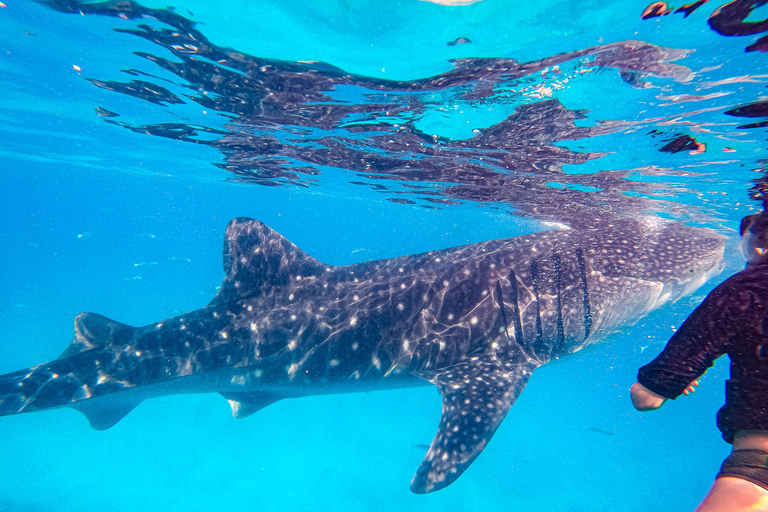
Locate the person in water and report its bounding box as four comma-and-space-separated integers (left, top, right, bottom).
631, 210, 768, 511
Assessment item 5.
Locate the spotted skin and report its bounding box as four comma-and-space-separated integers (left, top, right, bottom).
0, 217, 724, 493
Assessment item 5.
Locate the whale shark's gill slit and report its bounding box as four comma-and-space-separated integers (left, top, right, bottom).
508, 271, 525, 347
494, 281, 510, 342
576, 248, 592, 340
552, 254, 565, 355
529, 261, 545, 356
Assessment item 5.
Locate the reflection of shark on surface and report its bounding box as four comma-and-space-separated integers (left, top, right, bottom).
0, 217, 724, 493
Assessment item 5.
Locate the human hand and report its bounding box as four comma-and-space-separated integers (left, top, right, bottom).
682, 379, 699, 396
630, 382, 667, 411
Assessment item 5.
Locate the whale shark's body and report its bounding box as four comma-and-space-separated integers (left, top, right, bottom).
0, 217, 724, 492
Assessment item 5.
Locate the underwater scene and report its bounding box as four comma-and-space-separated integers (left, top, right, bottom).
2, 0, 768, 510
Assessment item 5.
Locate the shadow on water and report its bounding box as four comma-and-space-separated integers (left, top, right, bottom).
32, 0, 768, 225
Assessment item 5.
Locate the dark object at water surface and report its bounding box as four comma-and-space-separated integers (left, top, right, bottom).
447, 37, 472, 46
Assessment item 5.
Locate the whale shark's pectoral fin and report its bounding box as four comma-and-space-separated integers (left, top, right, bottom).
220, 391, 281, 419
410, 359, 536, 494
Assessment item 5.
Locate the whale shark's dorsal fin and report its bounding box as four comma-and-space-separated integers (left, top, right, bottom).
209, 218, 327, 307
220, 391, 281, 419
410, 358, 537, 494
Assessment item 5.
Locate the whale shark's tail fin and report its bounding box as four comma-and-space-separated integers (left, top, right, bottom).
208, 217, 328, 307
0, 312, 141, 430
411, 357, 537, 494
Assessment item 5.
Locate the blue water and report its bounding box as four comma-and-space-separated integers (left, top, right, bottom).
1, 0, 767, 510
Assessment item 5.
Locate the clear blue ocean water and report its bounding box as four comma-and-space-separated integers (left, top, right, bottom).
1, 0, 767, 510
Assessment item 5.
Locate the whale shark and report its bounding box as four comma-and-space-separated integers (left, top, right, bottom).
0, 217, 724, 493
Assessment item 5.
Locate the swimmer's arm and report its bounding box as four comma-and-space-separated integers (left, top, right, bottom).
630, 382, 666, 411
631, 379, 698, 411
635, 284, 734, 401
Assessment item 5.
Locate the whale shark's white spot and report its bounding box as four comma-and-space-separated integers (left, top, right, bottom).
397, 303, 405, 311
250, 322, 257, 331
330, 359, 340, 367
350, 317, 358, 326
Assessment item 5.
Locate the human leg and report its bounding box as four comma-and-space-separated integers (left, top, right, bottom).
695, 448, 768, 511
694, 477, 768, 512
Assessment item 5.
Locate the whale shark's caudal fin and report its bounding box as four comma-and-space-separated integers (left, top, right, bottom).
411, 357, 537, 494
0, 312, 140, 429
208, 217, 327, 307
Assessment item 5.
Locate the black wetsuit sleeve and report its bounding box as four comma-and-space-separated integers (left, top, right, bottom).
637, 284, 735, 399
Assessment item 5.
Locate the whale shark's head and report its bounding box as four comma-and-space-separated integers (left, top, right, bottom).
578, 218, 725, 341
597, 217, 723, 285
